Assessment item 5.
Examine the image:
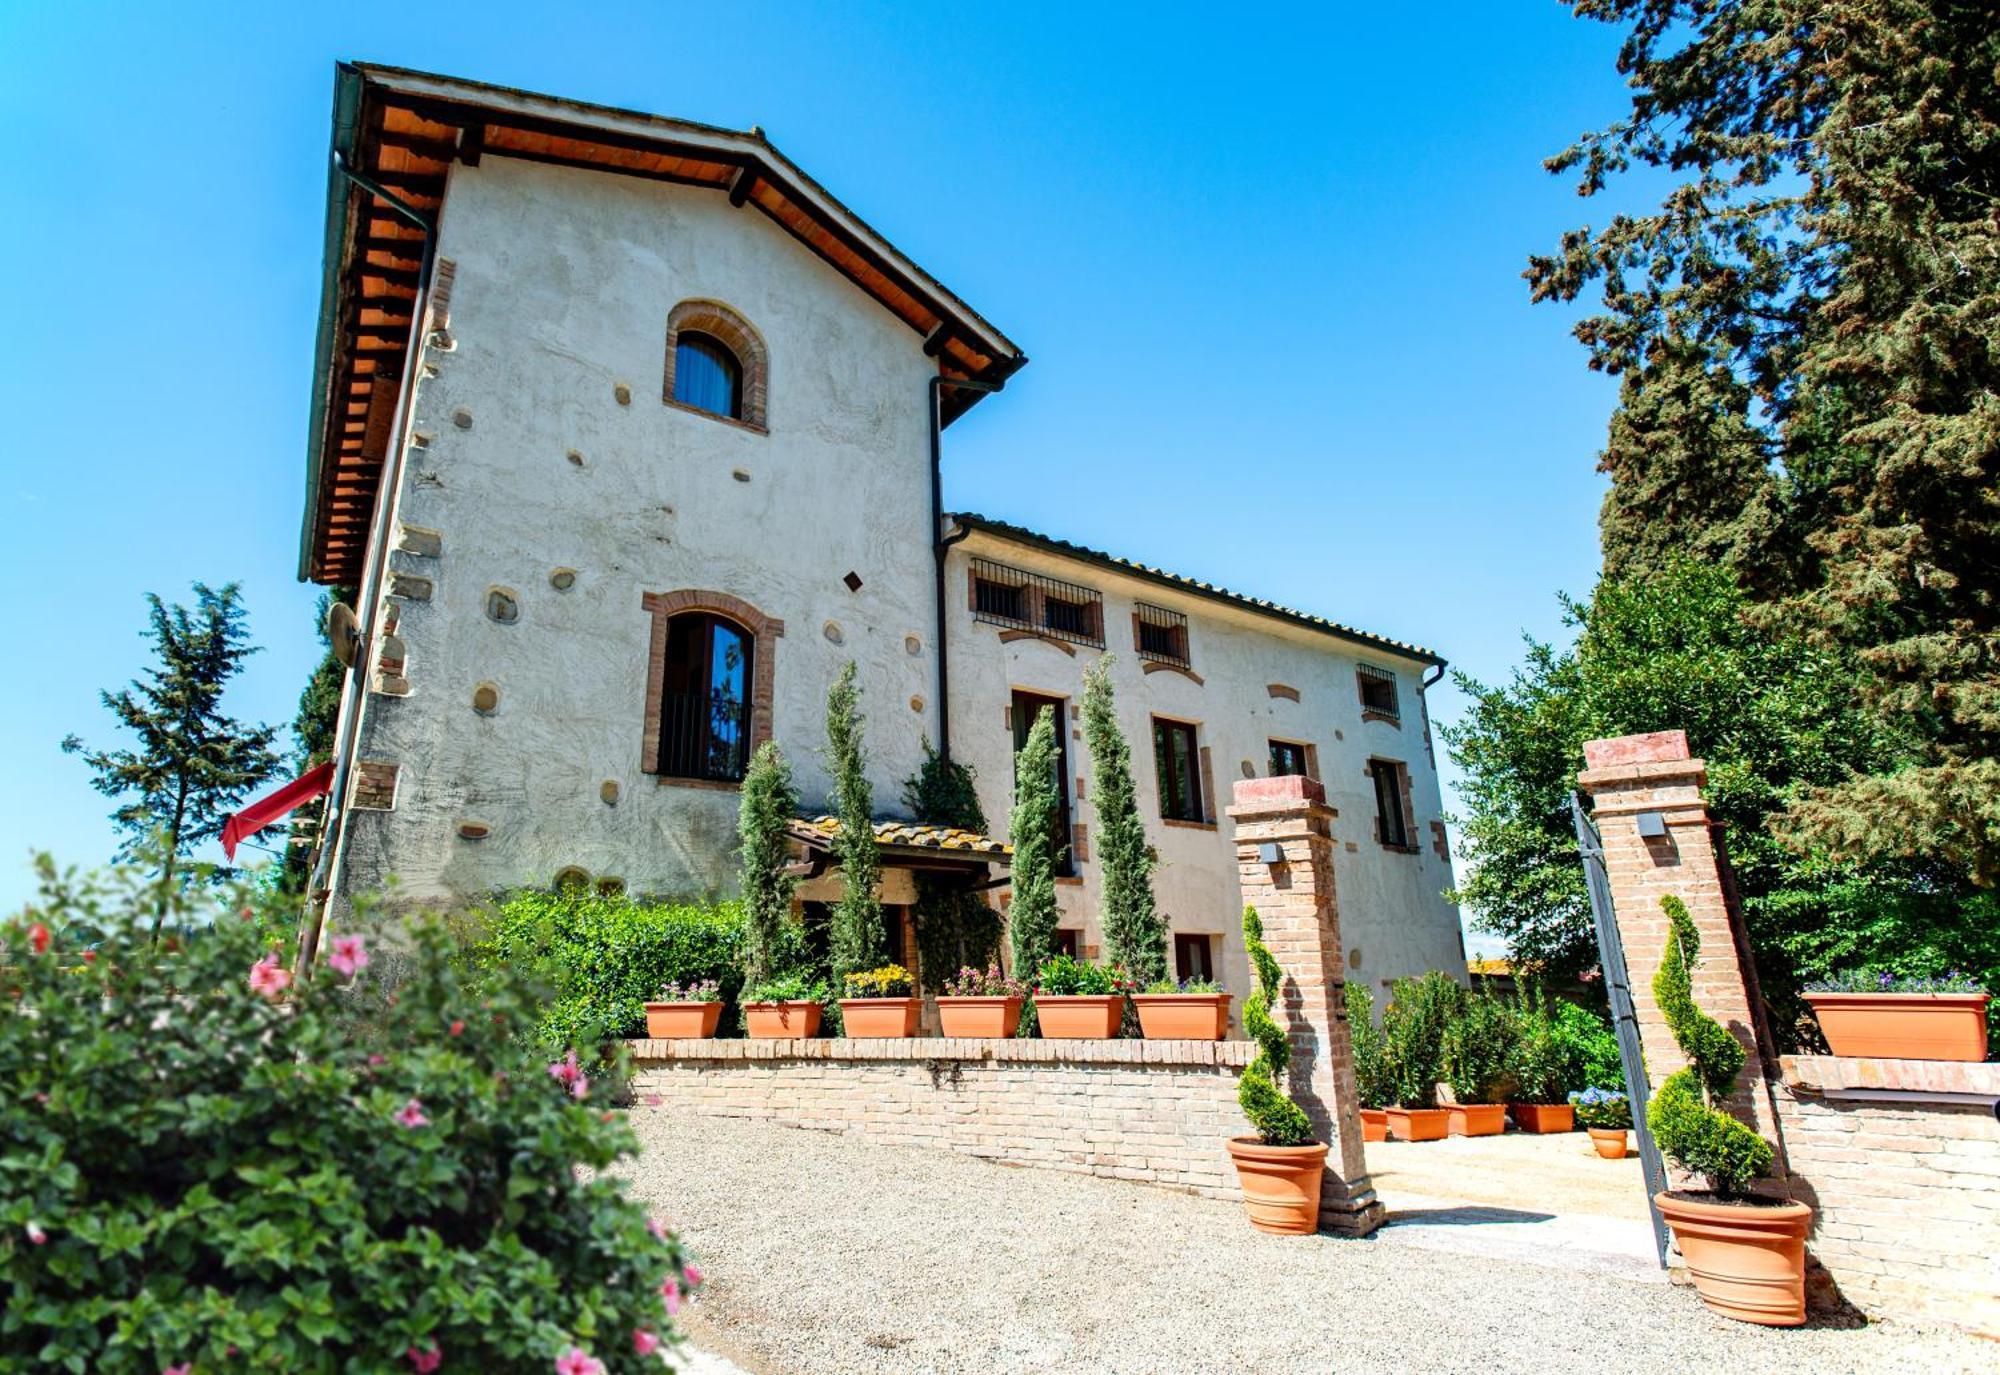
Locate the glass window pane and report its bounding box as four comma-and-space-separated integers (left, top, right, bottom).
674, 332, 741, 419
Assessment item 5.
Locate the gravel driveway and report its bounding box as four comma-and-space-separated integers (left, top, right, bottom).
622, 1109, 1989, 1375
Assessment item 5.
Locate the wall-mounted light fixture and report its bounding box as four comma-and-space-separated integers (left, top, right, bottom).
1636, 811, 1668, 839
1258, 841, 1284, 865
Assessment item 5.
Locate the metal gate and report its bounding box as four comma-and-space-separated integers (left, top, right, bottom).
1571, 792, 1671, 1268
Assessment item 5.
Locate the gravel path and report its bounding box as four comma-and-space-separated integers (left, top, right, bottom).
623, 1109, 1989, 1375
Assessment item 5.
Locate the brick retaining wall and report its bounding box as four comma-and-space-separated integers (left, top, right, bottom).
627, 1038, 1256, 1197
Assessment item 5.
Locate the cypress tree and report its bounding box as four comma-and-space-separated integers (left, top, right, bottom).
901, 740, 1000, 989
737, 740, 800, 987
1080, 658, 1163, 987
825, 662, 885, 978
1007, 704, 1062, 1001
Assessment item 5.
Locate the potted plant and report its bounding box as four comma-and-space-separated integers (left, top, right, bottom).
837, 963, 921, 1038
1803, 969, 1989, 1062
1347, 982, 1391, 1143
1507, 985, 1579, 1133
1381, 971, 1456, 1141
1442, 991, 1517, 1136
1032, 954, 1131, 1039
1226, 906, 1327, 1234
936, 963, 1027, 1037
1650, 896, 1811, 1326
1131, 976, 1232, 1040
742, 973, 827, 1039
643, 978, 723, 1039
1570, 1086, 1633, 1159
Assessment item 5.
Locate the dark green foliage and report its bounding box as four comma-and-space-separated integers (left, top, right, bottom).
1509, 983, 1622, 1102
62, 583, 280, 923
1007, 705, 1063, 1030
1081, 659, 1163, 988
825, 662, 885, 979
3, 855, 697, 1372
737, 741, 800, 987
469, 890, 745, 1048
1443, 991, 1520, 1106
1382, 972, 1462, 1110
901, 740, 1001, 990
1238, 907, 1314, 1147
1345, 981, 1392, 1111
1031, 954, 1130, 997
1649, 895, 1775, 1197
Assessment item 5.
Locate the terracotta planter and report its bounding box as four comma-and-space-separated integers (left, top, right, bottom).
936, 995, 1023, 1039
837, 996, 921, 1038
1131, 992, 1232, 1040
1034, 994, 1125, 1039
1226, 1137, 1328, 1235
643, 1000, 722, 1039
1656, 1191, 1813, 1327
1509, 1102, 1576, 1133
743, 1000, 823, 1039
1803, 991, 1989, 1062
1588, 1127, 1630, 1160
1386, 1107, 1450, 1142
1447, 1104, 1508, 1137
1359, 1108, 1388, 1143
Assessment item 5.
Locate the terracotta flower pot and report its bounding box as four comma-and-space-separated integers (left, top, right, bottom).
643, 1000, 722, 1039
743, 1000, 823, 1039
936, 995, 1022, 1038
1588, 1127, 1630, 1159
1034, 994, 1125, 1039
1131, 992, 1232, 1040
1656, 1191, 1813, 1327
1386, 1107, 1450, 1142
1803, 991, 1990, 1062
837, 996, 921, 1038
1359, 1108, 1388, 1143
1447, 1104, 1508, 1137
1227, 1137, 1328, 1234
1509, 1102, 1576, 1133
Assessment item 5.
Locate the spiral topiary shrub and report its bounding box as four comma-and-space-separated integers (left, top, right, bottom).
1648, 894, 1774, 1197
1238, 906, 1314, 1146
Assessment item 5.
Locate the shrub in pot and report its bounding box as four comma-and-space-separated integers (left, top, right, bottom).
1650, 896, 1811, 1326
1570, 1086, 1633, 1159
937, 963, 1027, 1037
837, 964, 921, 1037
1382, 971, 1458, 1141
1802, 969, 1989, 1061
1442, 991, 1517, 1136
644, 977, 724, 1039
1226, 906, 1328, 1233
743, 972, 828, 1038
1031, 954, 1131, 1038
1346, 981, 1391, 1143
1506, 983, 1589, 1132
1131, 976, 1232, 1041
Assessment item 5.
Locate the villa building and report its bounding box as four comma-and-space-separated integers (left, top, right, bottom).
298, 64, 1465, 1001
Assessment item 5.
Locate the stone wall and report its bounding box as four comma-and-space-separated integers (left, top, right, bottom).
627, 1037, 1254, 1198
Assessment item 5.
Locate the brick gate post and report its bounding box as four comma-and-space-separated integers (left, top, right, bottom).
1228, 774, 1385, 1236
1576, 730, 1786, 1151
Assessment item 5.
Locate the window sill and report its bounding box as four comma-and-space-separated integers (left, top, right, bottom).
1160, 817, 1217, 832
662, 397, 769, 436
1377, 841, 1421, 856
655, 775, 744, 794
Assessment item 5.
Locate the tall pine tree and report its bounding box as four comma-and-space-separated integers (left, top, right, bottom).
824, 662, 885, 978
1008, 705, 1063, 1012
1080, 659, 1163, 986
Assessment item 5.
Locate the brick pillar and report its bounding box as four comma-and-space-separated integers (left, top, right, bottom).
1576, 731, 1786, 1155
1228, 774, 1385, 1236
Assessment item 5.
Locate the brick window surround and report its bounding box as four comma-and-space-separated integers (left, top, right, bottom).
1367, 756, 1419, 853
640, 590, 783, 788
663, 300, 769, 432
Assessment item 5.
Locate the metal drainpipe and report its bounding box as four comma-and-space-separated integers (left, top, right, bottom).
929, 374, 1002, 765
296, 150, 439, 972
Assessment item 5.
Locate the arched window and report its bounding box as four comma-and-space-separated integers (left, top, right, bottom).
658, 611, 754, 781
673, 331, 742, 420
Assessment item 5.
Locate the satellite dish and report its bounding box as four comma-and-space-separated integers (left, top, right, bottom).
327, 601, 362, 669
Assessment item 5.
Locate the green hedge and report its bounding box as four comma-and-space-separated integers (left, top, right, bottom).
471, 891, 746, 1047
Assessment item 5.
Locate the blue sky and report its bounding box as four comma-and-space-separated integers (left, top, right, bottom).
0, 2, 1637, 941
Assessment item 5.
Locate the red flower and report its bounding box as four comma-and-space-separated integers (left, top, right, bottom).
27, 924, 50, 956
407, 1344, 443, 1373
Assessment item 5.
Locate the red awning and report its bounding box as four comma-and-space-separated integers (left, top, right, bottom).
223, 762, 335, 860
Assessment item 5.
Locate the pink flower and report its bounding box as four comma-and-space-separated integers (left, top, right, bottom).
239, 905, 255, 920
27, 923, 50, 956
367, 1054, 388, 1067
547, 1050, 583, 1089
394, 1099, 430, 1129
660, 1278, 683, 1316
326, 933, 370, 978
164, 1364, 192, 1375
570, 1075, 591, 1101
407, 1344, 442, 1373
682, 1262, 703, 1289
449, 1019, 465, 1037
647, 1218, 669, 1241
25, 1221, 46, 1245
553, 1348, 603, 1375
632, 1329, 661, 1356
248, 955, 292, 1000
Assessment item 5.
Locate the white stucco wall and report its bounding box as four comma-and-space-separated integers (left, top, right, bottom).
342, 156, 944, 900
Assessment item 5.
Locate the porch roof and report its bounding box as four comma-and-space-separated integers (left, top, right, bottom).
786, 816, 1011, 867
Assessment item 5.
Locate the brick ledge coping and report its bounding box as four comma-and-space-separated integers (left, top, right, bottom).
1782, 1054, 1999, 1095
627, 1037, 1255, 1067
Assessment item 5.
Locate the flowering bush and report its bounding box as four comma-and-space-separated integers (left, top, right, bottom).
2, 856, 700, 1372
1804, 969, 1986, 995
653, 978, 722, 1003
840, 964, 914, 999
1032, 954, 1133, 997
941, 963, 1026, 999
1568, 1086, 1633, 1131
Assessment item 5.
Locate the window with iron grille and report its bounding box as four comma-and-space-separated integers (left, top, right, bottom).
970, 557, 1105, 648
1357, 664, 1400, 721
1134, 602, 1191, 669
